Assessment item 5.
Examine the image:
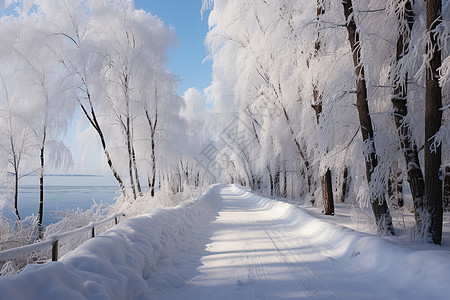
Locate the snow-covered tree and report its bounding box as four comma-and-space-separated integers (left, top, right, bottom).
202, 0, 450, 240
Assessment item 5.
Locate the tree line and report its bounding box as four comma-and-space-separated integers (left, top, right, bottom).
202, 0, 449, 244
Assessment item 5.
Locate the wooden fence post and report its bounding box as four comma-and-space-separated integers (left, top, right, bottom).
52, 240, 59, 261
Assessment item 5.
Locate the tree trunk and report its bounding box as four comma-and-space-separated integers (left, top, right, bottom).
388, 162, 404, 208
150, 168, 156, 197
444, 166, 450, 211
312, 0, 334, 215
124, 74, 137, 201
274, 170, 280, 197
145, 99, 158, 197
78, 81, 126, 198
340, 166, 349, 203
424, 0, 443, 244
10, 136, 21, 221
12, 159, 21, 221
126, 116, 137, 201
132, 145, 143, 197
312, 94, 334, 215
342, 0, 394, 234
38, 130, 46, 238
268, 167, 274, 196
150, 130, 156, 197
14, 171, 20, 220
99, 130, 126, 197
322, 169, 334, 215
281, 171, 287, 198
390, 0, 425, 233
178, 169, 183, 192
147, 78, 159, 197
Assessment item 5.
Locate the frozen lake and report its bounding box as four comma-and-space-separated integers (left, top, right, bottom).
1, 175, 121, 226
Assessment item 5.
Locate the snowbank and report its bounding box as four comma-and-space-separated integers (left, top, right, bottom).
0, 185, 221, 300
249, 192, 450, 298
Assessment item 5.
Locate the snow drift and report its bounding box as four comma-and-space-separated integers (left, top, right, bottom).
252, 194, 450, 298
0, 185, 221, 300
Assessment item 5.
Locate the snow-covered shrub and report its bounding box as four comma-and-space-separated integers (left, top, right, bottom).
43, 202, 112, 258
0, 214, 42, 276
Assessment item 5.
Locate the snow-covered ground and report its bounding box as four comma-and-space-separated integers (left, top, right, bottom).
1, 184, 450, 299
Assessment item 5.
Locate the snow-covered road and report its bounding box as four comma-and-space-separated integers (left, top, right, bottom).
1, 184, 449, 299
149, 185, 356, 299
147, 185, 441, 300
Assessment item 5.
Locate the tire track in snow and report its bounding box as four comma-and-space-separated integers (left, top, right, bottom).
240, 207, 277, 300
215, 186, 277, 300
263, 226, 346, 299
243, 192, 341, 299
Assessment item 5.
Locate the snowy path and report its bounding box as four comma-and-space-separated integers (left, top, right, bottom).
1, 184, 449, 299
146, 185, 440, 299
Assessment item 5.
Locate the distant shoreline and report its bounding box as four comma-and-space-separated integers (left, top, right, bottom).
17, 174, 112, 178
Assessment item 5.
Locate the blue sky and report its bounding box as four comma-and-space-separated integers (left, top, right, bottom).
134, 0, 212, 94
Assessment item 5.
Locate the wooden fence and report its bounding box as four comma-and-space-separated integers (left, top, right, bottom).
0, 212, 125, 263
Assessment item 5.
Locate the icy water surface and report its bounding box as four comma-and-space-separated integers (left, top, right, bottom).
1, 175, 120, 226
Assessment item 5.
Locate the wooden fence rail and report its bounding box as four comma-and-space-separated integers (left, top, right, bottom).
0, 212, 125, 263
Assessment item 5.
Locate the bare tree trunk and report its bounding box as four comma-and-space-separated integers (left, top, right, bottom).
145, 108, 157, 197
3, 82, 21, 221
281, 171, 287, 198
9, 135, 21, 221
132, 145, 142, 197
14, 169, 20, 221
126, 123, 137, 201
340, 166, 349, 203
322, 169, 334, 215
424, 0, 443, 244
145, 77, 159, 197
123, 74, 137, 201
342, 0, 394, 234
312, 0, 334, 215
11, 147, 21, 221
268, 167, 274, 196
388, 162, 404, 208
150, 166, 156, 197
274, 170, 280, 197
99, 129, 126, 197
78, 80, 126, 198
150, 131, 156, 196
178, 168, 183, 192
390, 0, 425, 232
312, 98, 334, 215
444, 166, 450, 211
38, 129, 46, 238
312, 98, 334, 214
